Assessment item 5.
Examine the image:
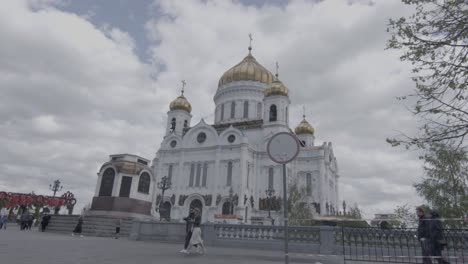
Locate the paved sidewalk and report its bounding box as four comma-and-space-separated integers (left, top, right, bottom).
0, 228, 349, 264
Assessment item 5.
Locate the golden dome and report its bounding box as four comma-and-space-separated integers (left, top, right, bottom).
264, 77, 289, 97
218, 52, 274, 87
295, 116, 314, 135
169, 94, 192, 113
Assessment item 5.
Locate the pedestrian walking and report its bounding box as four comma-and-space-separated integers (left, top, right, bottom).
0, 215, 7, 230
428, 210, 449, 264
114, 218, 122, 239
41, 213, 51, 232
72, 216, 84, 237
27, 213, 34, 230
180, 208, 195, 253
416, 207, 432, 264
185, 208, 205, 255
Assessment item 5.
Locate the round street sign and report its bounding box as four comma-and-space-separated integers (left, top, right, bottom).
267, 132, 300, 164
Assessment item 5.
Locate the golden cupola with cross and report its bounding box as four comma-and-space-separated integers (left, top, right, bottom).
264, 62, 289, 97
218, 35, 274, 88
166, 81, 192, 136
295, 113, 315, 147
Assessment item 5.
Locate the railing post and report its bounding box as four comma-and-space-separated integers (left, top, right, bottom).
319, 226, 336, 255
202, 223, 217, 247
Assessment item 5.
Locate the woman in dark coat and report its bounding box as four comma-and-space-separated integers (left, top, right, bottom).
72, 216, 83, 237
429, 210, 449, 264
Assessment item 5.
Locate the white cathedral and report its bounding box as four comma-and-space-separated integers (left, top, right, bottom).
90, 44, 340, 224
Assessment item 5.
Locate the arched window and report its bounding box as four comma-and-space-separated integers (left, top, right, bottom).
168, 165, 173, 182
243, 101, 249, 118
286, 107, 288, 124
189, 164, 195, 187
99, 168, 115, 196
137, 172, 151, 194
222, 201, 232, 215
202, 163, 208, 187
257, 102, 262, 119
227, 161, 232, 186
195, 163, 202, 187
170, 118, 176, 132
184, 120, 188, 128
306, 173, 312, 195
230, 101, 236, 119
221, 104, 225, 121
268, 168, 274, 189
269, 105, 277, 121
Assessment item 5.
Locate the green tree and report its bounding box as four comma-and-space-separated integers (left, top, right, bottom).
394, 204, 418, 228
287, 181, 313, 226
415, 143, 468, 226
387, 0, 468, 148
347, 203, 363, 219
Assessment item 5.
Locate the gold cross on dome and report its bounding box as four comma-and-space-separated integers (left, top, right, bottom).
275, 61, 279, 77
248, 33, 253, 52
181, 80, 186, 95
303, 105, 306, 119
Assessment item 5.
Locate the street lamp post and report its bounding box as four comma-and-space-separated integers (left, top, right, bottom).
49, 179, 63, 197
156, 176, 172, 216
265, 188, 275, 218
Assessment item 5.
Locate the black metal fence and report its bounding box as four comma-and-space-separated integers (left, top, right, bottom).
341, 227, 468, 264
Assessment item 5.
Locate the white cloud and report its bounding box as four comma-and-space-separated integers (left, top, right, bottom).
0, 0, 426, 219
0, 1, 162, 210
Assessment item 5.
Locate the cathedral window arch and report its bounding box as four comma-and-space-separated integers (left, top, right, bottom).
222, 201, 232, 215
286, 107, 288, 124
184, 120, 188, 128
269, 105, 277, 121
99, 168, 115, 196
202, 163, 208, 187
306, 173, 312, 195
230, 101, 236, 119
189, 164, 195, 187
137, 172, 150, 194
168, 164, 173, 182
170, 118, 176, 132
221, 104, 225, 121
195, 163, 202, 187
268, 167, 274, 189
256, 103, 262, 119
227, 161, 233, 186
243, 101, 249, 118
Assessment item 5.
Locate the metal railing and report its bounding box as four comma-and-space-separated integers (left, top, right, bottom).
340, 227, 468, 264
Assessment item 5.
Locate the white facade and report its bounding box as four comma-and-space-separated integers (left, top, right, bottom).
151, 51, 340, 224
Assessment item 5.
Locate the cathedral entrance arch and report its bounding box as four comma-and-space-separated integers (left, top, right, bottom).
189, 199, 203, 216
160, 201, 171, 221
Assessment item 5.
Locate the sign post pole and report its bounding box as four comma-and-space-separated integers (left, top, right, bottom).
266, 132, 300, 264
282, 163, 289, 264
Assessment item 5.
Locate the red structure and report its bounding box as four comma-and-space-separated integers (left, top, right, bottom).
0, 191, 76, 209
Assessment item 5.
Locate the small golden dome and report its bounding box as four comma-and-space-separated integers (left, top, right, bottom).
264, 77, 289, 97
169, 95, 192, 113
218, 52, 274, 88
295, 116, 314, 135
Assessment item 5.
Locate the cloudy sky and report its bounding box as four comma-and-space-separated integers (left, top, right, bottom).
0, 0, 425, 218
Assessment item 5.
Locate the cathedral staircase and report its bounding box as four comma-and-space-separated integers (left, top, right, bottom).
45, 215, 133, 238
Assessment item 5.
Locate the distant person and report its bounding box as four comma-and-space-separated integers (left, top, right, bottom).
72, 216, 84, 237
114, 218, 122, 239
416, 207, 432, 264
41, 213, 51, 232
185, 208, 205, 254
180, 208, 195, 253
0, 215, 7, 230
428, 210, 449, 264
20, 212, 28, 230
27, 214, 34, 230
